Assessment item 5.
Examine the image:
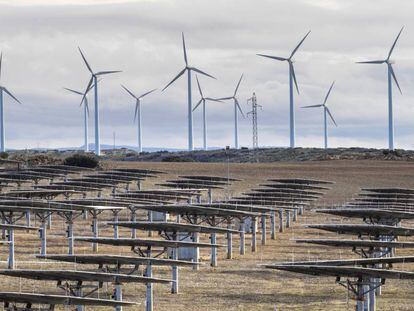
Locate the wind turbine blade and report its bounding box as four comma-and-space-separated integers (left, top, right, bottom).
301, 104, 323, 108
216, 96, 233, 101
96, 70, 122, 76
356, 60, 385, 64
387, 26, 404, 60
133, 101, 139, 123
195, 75, 204, 98
290, 63, 300, 94
256, 54, 287, 62
139, 88, 157, 99
290, 30, 311, 59
389, 65, 402, 94
81, 77, 93, 106
86, 101, 90, 117
190, 67, 216, 79
323, 81, 335, 105
121, 85, 137, 99
63, 87, 83, 95
2, 87, 22, 104
326, 107, 337, 127
162, 68, 187, 91
182, 32, 188, 66
234, 74, 243, 96
205, 97, 224, 103
235, 98, 245, 118
192, 99, 203, 112
78, 47, 93, 74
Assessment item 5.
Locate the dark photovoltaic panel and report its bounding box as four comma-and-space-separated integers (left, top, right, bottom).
362, 188, 414, 194
268, 178, 334, 185
75, 237, 223, 248
295, 239, 414, 248
179, 175, 241, 182
315, 208, 414, 220
0, 292, 136, 307
266, 255, 414, 267
137, 203, 259, 217
0, 269, 171, 284
260, 183, 331, 191
0, 224, 39, 231
158, 182, 223, 189
109, 221, 240, 234
267, 265, 414, 279
307, 224, 414, 236
37, 254, 200, 266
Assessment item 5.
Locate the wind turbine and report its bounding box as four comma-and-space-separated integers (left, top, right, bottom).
121, 85, 157, 153
192, 75, 223, 151
357, 27, 403, 151
64, 82, 95, 152
0, 52, 22, 153
257, 30, 311, 148
216, 74, 245, 149
78, 47, 121, 156
302, 81, 337, 149
162, 33, 216, 151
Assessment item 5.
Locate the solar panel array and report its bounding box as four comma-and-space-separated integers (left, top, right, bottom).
267, 187, 414, 311
0, 166, 335, 311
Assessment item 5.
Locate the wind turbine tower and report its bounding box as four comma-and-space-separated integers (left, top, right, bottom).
217, 74, 245, 149
257, 31, 311, 148
247, 92, 261, 149
357, 27, 403, 151
64, 83, 94, 152
78, 48, 121, 156
162, 33, 216, 151
302, 81, 337, 149
121, 85, 156, 153
192, 75, 223, 151
0, 53, 22, 153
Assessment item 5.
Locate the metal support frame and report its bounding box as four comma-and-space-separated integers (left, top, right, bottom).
239, 218, 245, 255
270, 210, 276, 240
278, 209, 283, 232
261, 214, 266, 246
251, 216, 257, 252
285, 210, 291, 228
145, 248, 153, 311
227, 221, 233, 259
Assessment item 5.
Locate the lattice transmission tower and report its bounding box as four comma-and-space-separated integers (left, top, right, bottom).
247, 92, 261, 149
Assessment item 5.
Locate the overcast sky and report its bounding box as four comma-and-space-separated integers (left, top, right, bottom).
0, 0, 414, 150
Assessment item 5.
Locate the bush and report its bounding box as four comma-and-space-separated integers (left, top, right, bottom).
162, 156, 195, 162
63, 153, 99, 168
0, 152, 9, 159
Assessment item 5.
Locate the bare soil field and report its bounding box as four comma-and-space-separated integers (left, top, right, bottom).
1, 160, 414, 310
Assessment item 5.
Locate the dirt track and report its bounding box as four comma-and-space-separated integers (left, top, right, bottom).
2, 160, 414, 310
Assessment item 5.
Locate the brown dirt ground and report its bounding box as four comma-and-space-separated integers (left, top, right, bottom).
1, 160, 414, 310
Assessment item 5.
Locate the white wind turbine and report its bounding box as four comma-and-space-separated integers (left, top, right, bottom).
302, 81, 337, 149
257, 31, 311, 148
78, 47, 121, 156
216, 74, 245, 149
121, 85, 157, 153
0, 52, 22, 152
162, 33, 216, 151
64, 82, 95, 152
192, 75, 223, 151
357, 27, 403, 151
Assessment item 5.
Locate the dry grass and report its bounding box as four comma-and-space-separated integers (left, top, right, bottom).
1, 160, 414, 310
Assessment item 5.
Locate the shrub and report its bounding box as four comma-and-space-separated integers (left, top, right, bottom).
63, 153, 99, 168
0, 152, 9, 159
162, 156, 195, 162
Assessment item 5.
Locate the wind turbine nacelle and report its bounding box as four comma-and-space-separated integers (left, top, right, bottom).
388, 59, 395, 64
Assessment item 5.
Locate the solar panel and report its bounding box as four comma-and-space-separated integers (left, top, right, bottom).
0, 292, 136, 307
